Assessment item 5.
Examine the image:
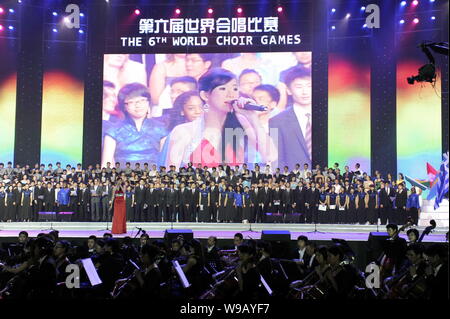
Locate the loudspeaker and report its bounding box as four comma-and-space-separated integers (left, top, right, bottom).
367, 232, 389, 263
261, 230, 291, 259
164, 229, 194, 243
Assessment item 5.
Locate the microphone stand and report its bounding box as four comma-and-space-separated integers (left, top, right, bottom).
307, 205, 325, 234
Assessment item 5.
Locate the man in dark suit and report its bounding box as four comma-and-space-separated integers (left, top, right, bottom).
163, 183, 179, 222
379, 181, 395, 225
282, 182, 295, 222
101, 181, 113, 222
294, 182, 307, 223
178, 182, 190, 222
250, 184, 260, 223
425, 244, 449, 300
134, 180, 147, 222
43, 182, 55, 212
204, 236, 222, 272
209, 181, 220, 222
33, 182, 45, 221
90, 179, 103, 222
269, 67, 312, 170
258, 182, 272, 223
69, 182, 81, 220
271, 184, 283, 223
146, 182, 157, 222
251, 167, 263, 184
79, 182, 90, 222
188, 183, 199, 222
305, 182, 320, 223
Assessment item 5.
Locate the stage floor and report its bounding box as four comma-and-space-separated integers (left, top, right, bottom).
0, 222, 447, 242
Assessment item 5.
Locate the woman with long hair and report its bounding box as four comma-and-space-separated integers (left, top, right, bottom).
111, 179, 127, 234
163, 68, 277, 168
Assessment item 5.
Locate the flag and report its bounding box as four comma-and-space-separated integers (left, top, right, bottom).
427, 162, 439, 188
434, 152, 449, 210
405, 175, 428, 191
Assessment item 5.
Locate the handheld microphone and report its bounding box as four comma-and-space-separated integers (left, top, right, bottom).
232, 100, 268, 112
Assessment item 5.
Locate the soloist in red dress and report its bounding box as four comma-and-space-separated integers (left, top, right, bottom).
112, 189, 127, 234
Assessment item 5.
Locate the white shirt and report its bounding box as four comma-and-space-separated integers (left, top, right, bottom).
298, 247, 306, 260
308, 254, 316, 268
434, 263, 443, 277
293, 103, 312, 139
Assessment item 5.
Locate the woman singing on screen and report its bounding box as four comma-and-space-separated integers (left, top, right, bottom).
101, 83, 167, 168
162, 68, 277, 168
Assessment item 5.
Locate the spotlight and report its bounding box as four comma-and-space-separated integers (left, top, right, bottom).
331, 8, 336, 13
431, 16, 436, 20
9, 8, 14, 13
134, 9, 140, 15
277, 6, 283, 13
412, 0, 419, 5
175, 8, 181, 15
8, 25, 13, 30
52, 28, 58, 33
237, 7, 243, 14
413, 17, 419, 23
0, 7, 4, 14
345, 13, 351, 19
207, 8, 213, 14
400, 1, 407, 6
331, 25, 336, 30
79, 29, 84, 34
0, 25, 3, 31
18, 0, 22, 3
363, 24, 367, 28
430, 0, 435, 2
63, 17, 70, 23
361, 6, 366, 11
399, 19, 405, 24
52, 12, 58, 16
80, 13, 84, 17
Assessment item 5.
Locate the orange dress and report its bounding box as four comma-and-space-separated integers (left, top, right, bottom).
112, 189, 127, 234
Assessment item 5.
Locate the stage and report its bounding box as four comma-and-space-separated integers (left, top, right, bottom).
0, 222, 446, 242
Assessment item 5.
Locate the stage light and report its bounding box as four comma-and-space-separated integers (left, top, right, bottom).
361, 6, 366, 11
134, 9, 140, 15
52, 12, 58, 16
363, 24, 367, 28
9, 8, 14, 13
80, 13, 84, 17
431, 16, 436, 20
8, 25, 13, 30
413, 17, 419, 23
429, 0, 435, 2
18, 0, 22, 3
400, 1, 407, 6
277, 6, 283, 13
175, 8, 181, 15
331, 25, 336, 30
52, 28, 58, 33
399, 19, 405, 24
0, 7, 4, 14
345, 13, 351, 19
0, 25, 3, 31
331, 8, 336, 13
63, 17, 70, 23
79, 29, 84, 34
237, 7, 243, 14
412, 0, 419, 5
207, 8, 213, 14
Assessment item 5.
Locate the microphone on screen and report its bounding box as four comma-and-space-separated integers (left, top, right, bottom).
232, 100, 268, 112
